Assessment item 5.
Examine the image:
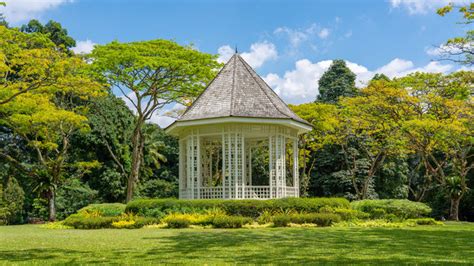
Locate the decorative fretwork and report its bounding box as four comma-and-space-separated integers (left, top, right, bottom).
178, 124, 299, 199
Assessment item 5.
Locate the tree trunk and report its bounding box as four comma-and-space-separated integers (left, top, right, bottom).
48, 189, 56, 222
126, 125, 143, 202
449, 196, 462, 221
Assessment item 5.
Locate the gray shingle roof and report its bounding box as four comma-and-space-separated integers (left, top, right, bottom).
178, 54, 310, 125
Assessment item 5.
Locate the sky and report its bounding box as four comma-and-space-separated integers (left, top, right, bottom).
2, 0, 472, 126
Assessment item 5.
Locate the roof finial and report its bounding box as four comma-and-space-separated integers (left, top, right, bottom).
235, 45, 238, 54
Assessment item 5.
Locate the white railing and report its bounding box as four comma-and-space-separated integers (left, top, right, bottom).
180, 186, 298, 199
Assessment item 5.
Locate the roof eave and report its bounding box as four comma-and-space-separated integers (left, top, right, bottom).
165, 116, 313, 136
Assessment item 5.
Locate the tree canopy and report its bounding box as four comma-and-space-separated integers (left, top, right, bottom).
89, 39, 221, 202
316, 59, 357, 103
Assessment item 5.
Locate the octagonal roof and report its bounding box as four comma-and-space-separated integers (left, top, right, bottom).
166, 53, 311, 134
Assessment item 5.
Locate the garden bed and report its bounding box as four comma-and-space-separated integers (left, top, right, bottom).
60, 198, 437, 229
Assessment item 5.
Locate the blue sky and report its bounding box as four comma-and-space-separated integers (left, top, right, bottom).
2, 0, 471, 125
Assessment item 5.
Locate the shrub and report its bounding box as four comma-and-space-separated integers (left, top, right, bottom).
77, 203, 126, 217
63, 214, 119, 229
272, 214, 292, 227
273, 213, 341, 227
1, 177, 25, 225
112, 220, 136, 229
126, 197, 350, 218
162, 213, 213, 226
256, 210, 273, 224
212, 215, 252, 229
134, 217, 161, 228
334, 208, 369, 221
351, 199, 432, 220
166, 217, 190, 228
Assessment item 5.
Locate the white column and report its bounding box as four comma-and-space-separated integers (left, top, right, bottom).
293, 138, 299, 197
196, 135, 201, 199
222, 132, 226, 199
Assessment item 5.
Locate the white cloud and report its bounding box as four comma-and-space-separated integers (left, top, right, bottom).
274, 23, 331, 48
2, 0, 73, 23
318, 28, 330, 39
264, 58, 454, 104
71, 40, 96, 55
217, 45, 235, 64
274, 26, 309, 47
217, 41, 277, 68
389, 0, 470, 15
147, 103, 185, 128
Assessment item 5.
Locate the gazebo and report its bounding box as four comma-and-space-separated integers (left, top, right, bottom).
166, 54, 311, 199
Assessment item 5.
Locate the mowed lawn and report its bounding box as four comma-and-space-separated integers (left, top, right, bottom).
1, 223, 474, 265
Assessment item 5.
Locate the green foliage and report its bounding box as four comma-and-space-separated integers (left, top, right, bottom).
63, 213, 118, 229
55, 179, 98, 220
316, 59, 357, 103
272, 213, 341, 227
211, 215, 252, 229
126, 197, 350, 218
77, 203, 126, 217
63, 207, 157, 229
166, 217, 190, 228
0, 177, 25, 224
351, 199, 432, 220
20, 20, 76, 52
89, 39, 221, 202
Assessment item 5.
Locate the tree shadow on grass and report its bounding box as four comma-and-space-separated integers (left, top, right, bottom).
143, 227, 474, 264
0, 248, 88, 264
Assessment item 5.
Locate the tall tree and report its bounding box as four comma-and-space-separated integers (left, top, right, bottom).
0, 26, 103, 221
20, 20, 76, 52
90, 40, 220, 202
399, 71, 474, 221
316, 60, 357, 103
337, 80, 411, 199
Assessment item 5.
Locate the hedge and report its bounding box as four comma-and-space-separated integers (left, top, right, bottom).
351, 199, 432, 219
63, 214, 159, 229
272, 213, 341, 227
125, 198, 350, 218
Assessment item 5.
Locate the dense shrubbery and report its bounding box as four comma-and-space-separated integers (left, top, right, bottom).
161, 211, 252, 229
126, 197, 350, 218
212, 215, 253, 228
272, 213, 341, 227
77, 203, 126, 217
63, 204, 158, 229
60, 198, 442, 229
351, 199, 431, 219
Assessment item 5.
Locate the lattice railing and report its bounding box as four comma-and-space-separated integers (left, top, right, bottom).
181, 186, 298, 199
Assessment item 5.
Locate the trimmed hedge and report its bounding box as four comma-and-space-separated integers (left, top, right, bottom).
212, 215, 253, 229
63, 215, 118, 229
272, 213, 341, 227
63, 213, 159, 229
166, 217, 191, 228
126, 198, 350, 218
351, 199, 432, 219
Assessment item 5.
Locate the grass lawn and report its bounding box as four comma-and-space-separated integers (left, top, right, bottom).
1, 222, 473, 265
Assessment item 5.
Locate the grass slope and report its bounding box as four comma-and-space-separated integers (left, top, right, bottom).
1, 223, 473, 264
